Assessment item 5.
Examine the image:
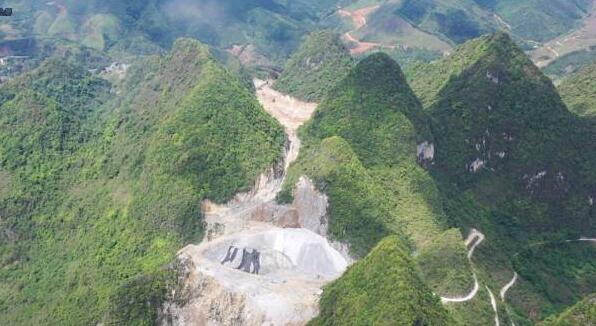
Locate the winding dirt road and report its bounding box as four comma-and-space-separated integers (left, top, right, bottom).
486, 286, 500, 326
440, 227, 594, 326
337, 5, 383, 55
497, 237, 596, 325
440, 229, 484, 303
499, 271, 518, 301
500, 237, 596, 304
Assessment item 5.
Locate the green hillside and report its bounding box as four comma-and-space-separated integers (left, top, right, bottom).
475, 0, 592, 42
393, 0, 495, 44
273, 30, 354, 101
302, 52, 433, 166
0, 38, 284, 325
542, 48, 596, 80
558, 60, 596, 117
408, 32, 596, 322
539, 293, 596, 326
281, 52, 445, 254
309, 236, 452, 326
336, 0, 592, 68
1, 1, 595, 324
410, 33, 593, 230
280, 51, 478, 323
397, 0, 589, 44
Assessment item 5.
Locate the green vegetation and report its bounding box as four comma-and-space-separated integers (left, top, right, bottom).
406, 34, 500, 108
281, 52, 444, 254
558, 59, 596, 117
385, 47, 443, 69
395, 0, 492, 44
280, 136, 393, 256
274, 30, 354, 101
1, 1, 595, 322
103, 266, 178, 325
309, 236, 452, 326
280, 50, 479, 323
394, 0, 591, 44
303, 52, 432, 165
341, 0, 592, 63
411, 33, 593, 231
0, 38, 284, 325
539, 293, 596, 326
543, 47, 596, 80
407, 32, 596, 322
513, 242, 596, 314
478, 0, 592, 42
417, 229, 473, 296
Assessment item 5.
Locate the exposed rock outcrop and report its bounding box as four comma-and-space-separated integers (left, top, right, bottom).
160, 80, 350, 325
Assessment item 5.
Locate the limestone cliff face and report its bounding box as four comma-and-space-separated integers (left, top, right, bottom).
292, 177, 329, 236
202, 171, 329, 241
159, 255, 258, 326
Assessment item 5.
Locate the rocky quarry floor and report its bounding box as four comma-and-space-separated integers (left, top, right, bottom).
159, 80, 351, 326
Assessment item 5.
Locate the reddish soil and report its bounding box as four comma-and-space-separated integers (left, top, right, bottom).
337, 5, 383, 55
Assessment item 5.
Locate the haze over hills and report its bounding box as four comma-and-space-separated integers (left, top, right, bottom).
0, 0, 595, 70
0, 1, 595, 326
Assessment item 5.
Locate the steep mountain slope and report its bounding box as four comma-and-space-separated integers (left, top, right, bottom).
512, 241, 596, 312
309, 236, 452, 326
281, 53, 444, 253
407, 33, 510, 108
280, 136, 393, 257
279, 51, 483, 324
0, 39, 285, 325
273, 30, 354, 102
300, 52, 433, 167
408, 32, 596, 323
558, 59, 596, 117
438, 34, 592, 231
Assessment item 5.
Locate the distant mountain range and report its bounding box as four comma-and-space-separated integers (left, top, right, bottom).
1, 0, 595, 70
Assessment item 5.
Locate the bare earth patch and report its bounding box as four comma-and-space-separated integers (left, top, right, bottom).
338, 5, 385, 55
160, 80, 351, 326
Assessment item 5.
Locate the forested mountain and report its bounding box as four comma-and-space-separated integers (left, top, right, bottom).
278, 31, 595, 325
406, 32, 596, 324
409, 32, 595, 235
392, 0, 591, 43
310, 236, 452, 325
1, 0, 594, 68
539, 294, 596, 326
273, 30, 354, 101
0, 38, 284, 325
0, 1, 595, 326
279, 52, 484, 324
